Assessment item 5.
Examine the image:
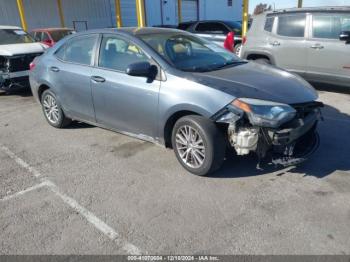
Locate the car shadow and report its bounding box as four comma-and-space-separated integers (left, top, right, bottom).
0, 88, 33, 97
210, 103, 350, 179
66, 121, 95, 129
311, 82, 350, 95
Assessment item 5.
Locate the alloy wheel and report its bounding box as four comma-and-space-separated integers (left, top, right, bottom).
43, 94, 59, 124
175, 125, 206, 168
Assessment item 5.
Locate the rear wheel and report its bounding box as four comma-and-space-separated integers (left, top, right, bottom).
41, 90, 71, 128
171, 115, 226, 176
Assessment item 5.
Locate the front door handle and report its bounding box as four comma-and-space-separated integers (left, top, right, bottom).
50, 66, 60, 72
91, 76, 106, 83
270, 41, 280, 46
310, 44, 324, 49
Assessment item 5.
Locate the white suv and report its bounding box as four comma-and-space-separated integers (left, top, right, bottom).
240, 7, 350, 88
0, 26, 47, 92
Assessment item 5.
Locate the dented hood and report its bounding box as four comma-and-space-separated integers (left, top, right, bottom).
192, 62, 318, 105
0, 43, 47, 56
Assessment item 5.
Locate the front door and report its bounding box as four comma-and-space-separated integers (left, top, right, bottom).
91, 34, 160, 139
306, 13, 350, 87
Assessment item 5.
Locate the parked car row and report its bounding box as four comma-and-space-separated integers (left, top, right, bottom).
29, 27, 323, 176
5, 7, 348, 175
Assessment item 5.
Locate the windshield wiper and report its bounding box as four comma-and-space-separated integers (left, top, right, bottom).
213, 61, 247, 70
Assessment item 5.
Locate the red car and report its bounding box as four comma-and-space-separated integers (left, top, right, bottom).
30, 28, 75, 47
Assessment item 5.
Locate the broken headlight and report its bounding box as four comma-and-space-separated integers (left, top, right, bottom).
232, 98, 296, 128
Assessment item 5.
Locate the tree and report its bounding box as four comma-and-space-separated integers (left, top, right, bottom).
253, 3, 272, 15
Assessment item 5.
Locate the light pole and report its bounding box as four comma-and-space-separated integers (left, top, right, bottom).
242, 0, 249, 37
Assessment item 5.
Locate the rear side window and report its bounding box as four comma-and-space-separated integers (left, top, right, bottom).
178, 23, 194, 31
195, 22, 229, 34
277, 14, 306, 37
63, 35, 97, 65
313, 14, 350, 39
264, 16, 275, 32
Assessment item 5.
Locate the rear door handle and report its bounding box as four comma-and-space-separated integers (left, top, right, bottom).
310, 44, 324, 49
50, 66, 60, 72
91, 76, 106, 83
270, 41, 280, 46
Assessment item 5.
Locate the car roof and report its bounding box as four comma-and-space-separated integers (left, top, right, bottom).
77, 27, 187, 36
265, 6, 350, 15
31, 28, 74, 32
0, 25, 22, 30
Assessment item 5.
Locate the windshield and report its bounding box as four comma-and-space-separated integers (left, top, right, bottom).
50, 30, 74, 42
0, 29, 34, 45
139, 33, 244, 72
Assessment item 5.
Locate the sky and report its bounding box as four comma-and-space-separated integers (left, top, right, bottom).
249, 0, 350, 14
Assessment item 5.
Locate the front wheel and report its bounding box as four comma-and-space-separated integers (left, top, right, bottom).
171, 115, 226, 176
234, 43, 242, 56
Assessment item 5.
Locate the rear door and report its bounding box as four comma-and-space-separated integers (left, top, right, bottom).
90, 34, 160, 139
306, 12, 350, 86
268, 13, 308, 75
51, 34, 99, 122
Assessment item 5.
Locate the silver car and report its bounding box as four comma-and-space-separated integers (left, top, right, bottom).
30, 28, 322, 176
240, 7, 350, 89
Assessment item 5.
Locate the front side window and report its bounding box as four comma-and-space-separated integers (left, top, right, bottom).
264, 16, 275, 32
140, 33, 243, 72
63, 35, 97, 65
196, 22, 229, 34
99, 35, 149, 71
313, 14, 350, 39
277, 14, 306, 37
0, 29, 34, 45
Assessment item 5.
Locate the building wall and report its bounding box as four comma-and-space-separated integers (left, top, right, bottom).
199, 0, 242, 21
0, 0, 242, 30
0, 0, 21, 27
0, 0, 114, 30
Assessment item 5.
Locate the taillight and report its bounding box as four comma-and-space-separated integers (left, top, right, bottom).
29, 61, 36, 71
224, 32, 235, 53
242, 36, 247, 45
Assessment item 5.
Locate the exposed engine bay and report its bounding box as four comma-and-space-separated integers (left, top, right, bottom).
215, 99, 324, 168
0, 53, 42, 90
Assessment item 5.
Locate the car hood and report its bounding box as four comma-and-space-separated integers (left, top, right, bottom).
0, 43, 47, 56
192, 62, 318, 105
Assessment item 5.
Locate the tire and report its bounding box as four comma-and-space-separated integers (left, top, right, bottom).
234, 43, 242, 56
171, 115, 226, 176
254, 58, 270, 65
41, 89, 71, 128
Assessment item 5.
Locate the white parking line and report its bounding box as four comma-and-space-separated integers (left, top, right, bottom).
0, 144, 142, 255
0, 181, 48, 202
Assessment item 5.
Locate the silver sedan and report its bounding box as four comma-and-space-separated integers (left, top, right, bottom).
30, 28, 322, 176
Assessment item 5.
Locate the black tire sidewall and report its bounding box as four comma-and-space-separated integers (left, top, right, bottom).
171, 115, 225, 176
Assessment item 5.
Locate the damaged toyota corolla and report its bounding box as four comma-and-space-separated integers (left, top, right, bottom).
30, 28, 323, 176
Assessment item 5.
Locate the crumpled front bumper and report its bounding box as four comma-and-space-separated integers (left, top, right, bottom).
0, 71, 30, 90
260, 110, 321, 167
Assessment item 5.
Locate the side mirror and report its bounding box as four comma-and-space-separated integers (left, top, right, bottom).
339, 31, 350, 42
126, 62, 157, 79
